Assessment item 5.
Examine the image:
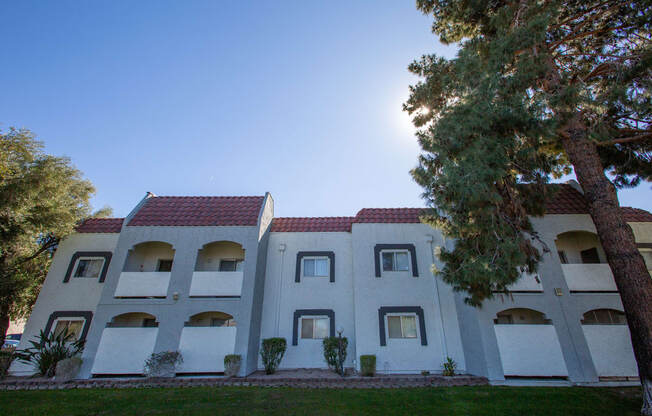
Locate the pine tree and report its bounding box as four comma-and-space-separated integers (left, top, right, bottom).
405, 1, 651, 413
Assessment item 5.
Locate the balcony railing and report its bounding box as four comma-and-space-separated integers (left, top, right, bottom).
189, 271, 243, 297
561, 264, 617, 292
114, 272, 171, 298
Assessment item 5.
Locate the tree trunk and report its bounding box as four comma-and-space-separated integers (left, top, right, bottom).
562, 119, 652, 415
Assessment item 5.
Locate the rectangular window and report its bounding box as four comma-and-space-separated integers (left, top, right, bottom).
52, 320, 84, 340
300, 317, 329, 339
219, 259, 243, 272
157, 259, 173, 272
142, 318, 157, 327
74, 258, 104, 278
382, 251, 409, 272
303, 258, 329, 277
580, 247, 601, 264
557, 251, 568, 264
387, 315, 417, 339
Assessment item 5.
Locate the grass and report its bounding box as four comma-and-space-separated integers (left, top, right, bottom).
0, 386, 642, 415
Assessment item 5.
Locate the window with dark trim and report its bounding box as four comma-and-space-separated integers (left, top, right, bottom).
295, 252, 335, 282
43, 311, 93, 342
378, 306, 427, 346
292, 309, 335, 345
63, 252, 112, 283
374, 244, 418, 277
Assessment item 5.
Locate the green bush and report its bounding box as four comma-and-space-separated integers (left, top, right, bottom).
323, 335, 348, 376
0, 347, 16, 379
224, 354, 241, 377
359, 355, 376, 377
260, 338, 286, 374
144, 351, 183, 377
15, 330, 84, 377
442, 356, 457, 376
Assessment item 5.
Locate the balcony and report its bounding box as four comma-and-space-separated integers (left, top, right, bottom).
189, 271, 243, 297
115, 271, 171, 297
190, 241, 245, 298
507, 272, 543, 292
562, 263, 616, 292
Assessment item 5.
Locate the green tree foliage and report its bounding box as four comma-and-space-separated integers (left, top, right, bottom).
405, 2, 651, 412
0, 128, 100, 345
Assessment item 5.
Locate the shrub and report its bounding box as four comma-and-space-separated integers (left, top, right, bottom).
0, 347, 16, 379
224, 354, 241, 377
442, 356, 457, 376
323, 335, 348, 376
144, 351, 183, 378
260, 337, 286, 374
15, 330, 84, 377
360, 355, 376, 377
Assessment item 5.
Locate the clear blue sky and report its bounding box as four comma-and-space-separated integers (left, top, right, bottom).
1, 1, 649, 217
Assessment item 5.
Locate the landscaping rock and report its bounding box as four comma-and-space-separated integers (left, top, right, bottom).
55, 357, 82, 382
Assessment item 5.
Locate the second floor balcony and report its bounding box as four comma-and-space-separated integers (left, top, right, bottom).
189, 241, 245, 297
555, 231, 616, 292
114, 241, 174, 298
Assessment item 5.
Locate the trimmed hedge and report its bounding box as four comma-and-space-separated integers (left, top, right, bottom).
359, 355, 376, 377
260, 338, 286, 374
323, 336, 348, 376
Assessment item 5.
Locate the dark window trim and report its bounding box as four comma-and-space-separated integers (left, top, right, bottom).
43, 311, 93, 342
378, 306, 427, 346
63, 252, 112, 283
292, 309, 335, 345
295, 252, 335, 283
374, 244, 418, 277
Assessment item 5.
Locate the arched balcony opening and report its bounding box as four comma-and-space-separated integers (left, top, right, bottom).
493, 308, 567, 377
554, 231, 616, 292
107, 312, 158, 328
190, 241, 245, 298
581, 309, 626, 325
494, 308, 551, 325
115, 242, 175, 298
177, 310, 238, 374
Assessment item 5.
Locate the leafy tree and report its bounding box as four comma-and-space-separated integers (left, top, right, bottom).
0, 128, 100, 346
405, 1, 651, 413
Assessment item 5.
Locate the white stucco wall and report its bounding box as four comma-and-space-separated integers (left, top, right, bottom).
562, 264, 617, 292
123, 242, 175, 272
176, 327, 237, 373
351, 223, 466, 374
113, 271, 171, 297
260, 231, 355, 369
10, 232, 119, 375
189, 271, 243, 296
494, 325, 568, 377
508, 273, 543, 292
91, 327, 158, 374
582, 325, 638, 377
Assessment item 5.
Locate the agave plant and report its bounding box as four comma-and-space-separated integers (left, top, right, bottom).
15, 330, 85, 377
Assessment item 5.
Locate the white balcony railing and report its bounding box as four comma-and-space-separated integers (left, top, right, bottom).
114, 272, 171, 297
561, 264, 617, 292
189, 271, 243, 297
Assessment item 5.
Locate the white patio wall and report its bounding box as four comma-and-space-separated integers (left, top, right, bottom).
176, 327, 237, 373
562, 264, 617, 291
114, 272, 171, 297
494, 325, 568, 377
507, 273, 543, 292
91, 327, 158, 374
582, 325, 638, 377
189, 271, 243, 297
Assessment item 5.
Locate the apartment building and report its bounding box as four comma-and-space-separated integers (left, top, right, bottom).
10, 184, 652, 381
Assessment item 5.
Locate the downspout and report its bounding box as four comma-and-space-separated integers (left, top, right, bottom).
428, 234, 448, 362
275, 243, 286, 336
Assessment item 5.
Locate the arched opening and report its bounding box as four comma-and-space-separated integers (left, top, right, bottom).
494, 308, 550, 325
107, 312, 158, 328
123, 241, 175, 272
194, 241, 244, 272
581, 309, 626, 325
185, 311, 236, 327
555, 231, 605, 264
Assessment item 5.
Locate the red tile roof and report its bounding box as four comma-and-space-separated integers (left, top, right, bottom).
76, 218, 124, 233
544, 184, 588, 214
622, 207, 652, 222
271, 217, 354, 232
127, 196, 265, 227
354, 208, 427, 224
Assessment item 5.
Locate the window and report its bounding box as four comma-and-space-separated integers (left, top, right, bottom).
557, 251, 568, 264
157, 259, 173, 272
219, 259, 243, 272
142, 318, 157, 327
580, 247, 601, 264
382, 251, 409, 272
210, 318, 236, 327
387, 315, 417, 339
52, 320, 84, 340
582, 309, 626, 325
303, 257, 329, 277
300, 317, 329, 339
74, 258, 104, 278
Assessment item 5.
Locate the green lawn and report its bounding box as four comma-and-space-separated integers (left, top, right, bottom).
0, 386, 642, 415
